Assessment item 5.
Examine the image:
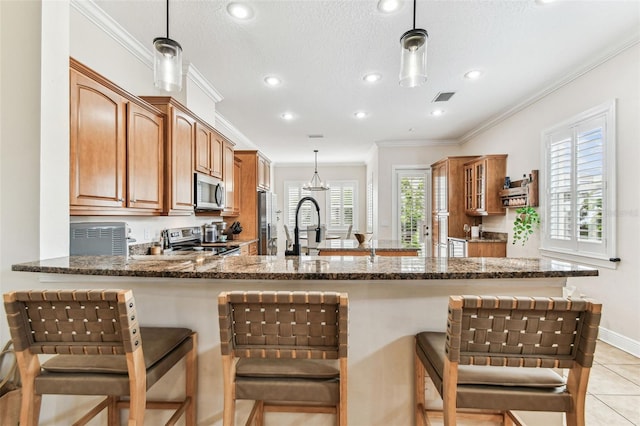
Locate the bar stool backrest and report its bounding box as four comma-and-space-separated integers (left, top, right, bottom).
446, 295, 601, 369
218, 291, 348, 359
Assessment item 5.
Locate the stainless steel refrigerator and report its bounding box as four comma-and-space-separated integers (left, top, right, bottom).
258, 191, 278, 255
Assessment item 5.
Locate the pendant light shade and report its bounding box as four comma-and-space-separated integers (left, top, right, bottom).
302, 150, 330, 191
154, 0, 182, 92
399, 0, 428, 88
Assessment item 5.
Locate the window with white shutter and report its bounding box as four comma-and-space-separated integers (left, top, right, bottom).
541, 101, 616, 268
325, 181, 357, 232
284, 181, 314, 230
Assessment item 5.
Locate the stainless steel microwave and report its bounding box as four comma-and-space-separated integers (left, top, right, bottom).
194, 173, 225, 211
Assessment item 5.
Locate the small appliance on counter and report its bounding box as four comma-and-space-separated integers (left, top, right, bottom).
203, 223, 218, 243
70, 222, 131, 257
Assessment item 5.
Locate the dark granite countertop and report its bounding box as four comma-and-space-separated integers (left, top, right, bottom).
12, 255, 598, 281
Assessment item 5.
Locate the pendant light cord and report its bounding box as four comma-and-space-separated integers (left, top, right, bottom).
166, 0, 170, 39
412, 0, 416, 30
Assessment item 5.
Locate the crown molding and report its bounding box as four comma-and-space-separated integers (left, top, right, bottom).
214, 112, 258, 150
71, 0, 152, 67
459, 33, 640, 143
375, 139, 460, 148
185, 63, 224, 103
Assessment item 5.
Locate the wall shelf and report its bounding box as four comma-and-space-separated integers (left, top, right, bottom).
499, 170, 538, 208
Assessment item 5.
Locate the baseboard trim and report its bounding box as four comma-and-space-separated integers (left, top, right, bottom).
598, 327, 640, 358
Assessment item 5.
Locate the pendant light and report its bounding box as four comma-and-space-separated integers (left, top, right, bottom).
399, 0, 428, 88
302, 150, 330, 191
153, 0, 182, 92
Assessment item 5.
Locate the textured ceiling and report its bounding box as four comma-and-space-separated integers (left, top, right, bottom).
93, 0, 640, 164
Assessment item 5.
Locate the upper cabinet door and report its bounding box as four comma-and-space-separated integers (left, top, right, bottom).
171, 109, 196, 212
211, 135, 223, 179
127, 102, 164, 212
70, 69, 127, 208
194, 123, 212, 175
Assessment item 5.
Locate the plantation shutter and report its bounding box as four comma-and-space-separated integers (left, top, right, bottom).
285, 182, 312, 230
545, 114, 607, 256
548, 129, 573, 244
327, 181, 356, 230
575, 116, 605, 251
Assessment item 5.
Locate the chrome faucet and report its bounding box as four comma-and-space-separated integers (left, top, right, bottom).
285, 196, 321, 256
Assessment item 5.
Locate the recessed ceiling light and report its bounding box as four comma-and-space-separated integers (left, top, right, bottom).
535, 0, 556, 4
264, 76, 282, 86
431, 109, 445, 117
227, 2, 253, 19
377, 0, 402, 13
363, 73, 382, 83
281, 112, 294, 120
464, 70, 483, 80
354, 111, 368, 119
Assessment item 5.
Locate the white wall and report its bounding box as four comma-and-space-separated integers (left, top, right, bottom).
460, 44, 640, 349
1, 0, 47, 345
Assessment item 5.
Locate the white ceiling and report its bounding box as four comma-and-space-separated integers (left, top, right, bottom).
93, 0, 640, 164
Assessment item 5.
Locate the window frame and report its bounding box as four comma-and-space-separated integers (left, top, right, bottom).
540, 100, 617, 269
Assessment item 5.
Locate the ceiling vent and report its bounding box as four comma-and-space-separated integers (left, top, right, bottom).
432, 92, 455, 102
307, 134, 324, 139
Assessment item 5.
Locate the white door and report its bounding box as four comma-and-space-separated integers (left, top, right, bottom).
394, 169, 431, 249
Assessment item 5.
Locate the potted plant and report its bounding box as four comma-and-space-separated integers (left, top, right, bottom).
512, 206, 540, 245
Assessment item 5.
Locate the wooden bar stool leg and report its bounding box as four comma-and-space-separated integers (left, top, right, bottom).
185, 333, 198, 426
415, 345, 426, 426
16, 350, 41, 426
107, 396, 119, 426
127, 350, 147, 426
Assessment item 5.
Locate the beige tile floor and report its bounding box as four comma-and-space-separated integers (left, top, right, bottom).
422, 340, 640, 425
586, 341, 640, 425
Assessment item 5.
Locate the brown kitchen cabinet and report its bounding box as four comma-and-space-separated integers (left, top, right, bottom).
70, 59, 164, 215
464, 154, 507, 216
257, 153, 271, 190
468, 241, 507, 257
141, 96, 196, 215
222, 139, 236, 216
249, 242, 258, 255
127, 102, 164, 212
431, 156, 479, 257
233, 157, 242, 216
233, 150, 272, 242
194, 122, 223, 179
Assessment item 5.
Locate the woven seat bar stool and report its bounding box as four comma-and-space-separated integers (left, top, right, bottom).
3, 289, 197, 426
415, 295, 601, 426
218, 290, 348, 426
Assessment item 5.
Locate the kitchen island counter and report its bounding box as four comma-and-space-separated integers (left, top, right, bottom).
9, 256, 597, 426
11, 255, 597, 280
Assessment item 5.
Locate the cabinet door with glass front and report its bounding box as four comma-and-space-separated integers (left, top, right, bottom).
464, 155, 507, 216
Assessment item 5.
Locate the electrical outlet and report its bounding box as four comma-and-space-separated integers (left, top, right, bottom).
144, 228, 150, 240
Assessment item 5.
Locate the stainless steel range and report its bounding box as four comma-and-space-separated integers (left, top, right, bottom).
163, 226, 241, 256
